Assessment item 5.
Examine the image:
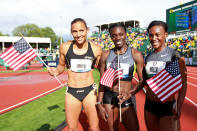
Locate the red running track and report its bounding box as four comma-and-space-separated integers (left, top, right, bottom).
0, 66, 197, 131
0, 72, 67, 114
63, 66, 197, 131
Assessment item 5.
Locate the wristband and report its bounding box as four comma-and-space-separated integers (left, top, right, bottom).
96, 102, 103, 105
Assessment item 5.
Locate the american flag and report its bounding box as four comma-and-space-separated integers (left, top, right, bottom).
100, 56, 123, 88
146, 60, 182, 103
0, 38, 37, 71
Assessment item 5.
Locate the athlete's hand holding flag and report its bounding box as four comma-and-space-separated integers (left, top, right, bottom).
100, 54, 123, 121
0, 37, 37, 71
146, 59, 182, 103
0, 36, 64, 86
100, 56, 123, 88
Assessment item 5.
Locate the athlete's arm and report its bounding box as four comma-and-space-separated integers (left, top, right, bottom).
130, 48, 145, 95
96, 50, 109, 121
91, 43, 102, 69
174, 56, 187, 119
118, 48, 144, 103
48, 43, 68, 76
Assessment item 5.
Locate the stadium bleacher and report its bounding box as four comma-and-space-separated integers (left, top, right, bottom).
88, 25, 197, 65
88, 27, 149, 53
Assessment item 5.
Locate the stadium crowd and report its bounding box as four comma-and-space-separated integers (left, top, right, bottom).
88, 26, 197, 59
167, 35, 197, 57
88, 27, 148, 50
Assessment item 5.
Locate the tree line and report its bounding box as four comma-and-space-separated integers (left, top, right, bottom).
0, 24, 62, 49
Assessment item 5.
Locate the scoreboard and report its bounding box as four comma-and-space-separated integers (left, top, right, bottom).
166, 1, 197, 33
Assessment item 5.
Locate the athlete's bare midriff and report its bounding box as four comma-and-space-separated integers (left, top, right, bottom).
107, 81, 133, 93
67, 70, 94, 88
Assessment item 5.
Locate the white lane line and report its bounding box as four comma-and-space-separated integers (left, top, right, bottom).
187, 73, 197, 76
133, 77, 197, 107
185, 97, 197, 107
187, 82, 197, 87
187, 70, 197, 73
0, 83, 67, 114
187, 76, 197, 79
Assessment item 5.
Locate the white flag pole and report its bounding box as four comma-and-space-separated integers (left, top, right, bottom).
117, 53, 122, 122
19, 33, 65, 87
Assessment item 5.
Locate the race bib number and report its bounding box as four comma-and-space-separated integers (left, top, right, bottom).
107, 63, 129, 76
70, 59, 92, 72
150, 67, 158, 73
146, 61, 166, 76
120, 63, 129, 76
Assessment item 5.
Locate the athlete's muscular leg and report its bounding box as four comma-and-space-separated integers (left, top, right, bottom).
83, 89, 100, 131
65, 93, 82, 131
160, 116, 180, 131
144, 110, 160, 131
122, 106, 139, 131
103, 104, 119, 131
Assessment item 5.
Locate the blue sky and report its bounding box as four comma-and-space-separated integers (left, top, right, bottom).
0, 0, 193, 36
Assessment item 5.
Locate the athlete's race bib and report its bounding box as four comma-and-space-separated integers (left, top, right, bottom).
107, 63, 129, 78
70, 59, 92, 72
145, 61, 166, 77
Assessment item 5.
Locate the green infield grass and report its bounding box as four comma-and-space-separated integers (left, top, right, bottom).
0, 69, 100, 131
0, 67, 48, 73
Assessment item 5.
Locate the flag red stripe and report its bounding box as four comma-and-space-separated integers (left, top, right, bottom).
1, 49, 16, 61
0, 46, 14, 58
114, 71, 123, 80
102, 69, 113, 86
0, 38, 38, 71
147, 70, 169, 87
7, 50, 27, 67
15, 51, 36, 68
146, 60, 182, 103
6, 52, 20, 65
11, 49, 35, 68
0, 49, 21, 67
101, 68, 113, 83
152, 75, 174, 93
149, 72, 171, 91
161, 85, 182, 102
0, 47, 16, 61
146, 69, 166, 83
14, 53, 37, 71
156, 75, 182, 95
160, 83, 182, 101
107, 71, 115, 87
6, 52, 20, 66
100, 67, 115, 87
11, 50, 35, 68
158, 76, 182, 97
100, 66, 123, 88
5, 53, 18, 64
152, 75, 173, 93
